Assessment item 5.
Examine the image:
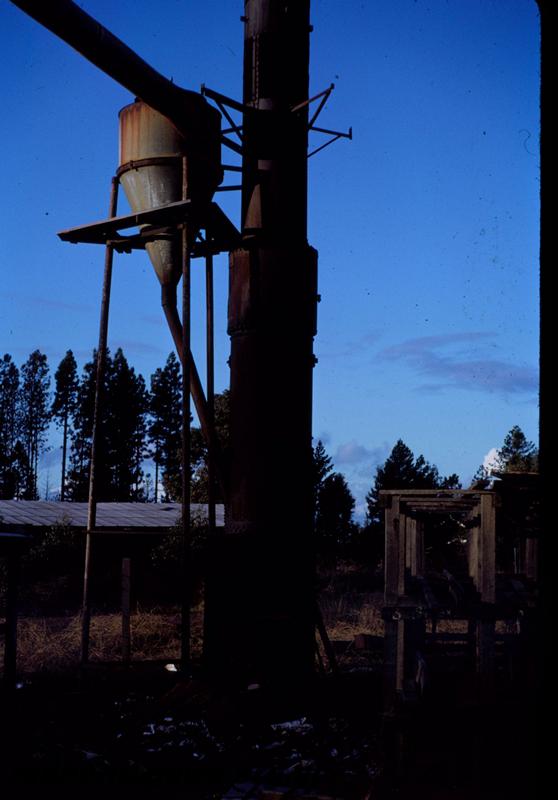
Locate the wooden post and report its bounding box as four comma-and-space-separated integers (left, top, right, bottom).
396, 618, 405, 693
121, 557, 131, 663
384, 494, 402, 709
416, 519, 424, 577
383, 617, 401, 711
479, 495, 496, 594
468, 511, 480, 592
477, 494, 496, 692
480, 494, 496, 603
407, 517, 418, 576
385, 496, 401, 604
525, 537, 538, 581
404, 514, 412, 572
398, 511, 406, 597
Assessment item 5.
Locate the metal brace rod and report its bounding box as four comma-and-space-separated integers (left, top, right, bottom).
310, 125, 352, 139
308, 84, 335, 128
222, 125, 244, 138
308, 133, 344, 158
201, 84, 252, 115
221, 135, 244, 155
291, 82, 334, 115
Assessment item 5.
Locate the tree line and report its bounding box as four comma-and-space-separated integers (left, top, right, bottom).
1, 348, 538, 556
312, 425, 538, 560
0, 348, 211, 503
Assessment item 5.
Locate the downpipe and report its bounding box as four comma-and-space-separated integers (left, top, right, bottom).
161, 283, 227, 500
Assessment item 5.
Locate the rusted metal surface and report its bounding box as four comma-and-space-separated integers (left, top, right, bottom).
57, 200, 240, 256
116, 100, 227, 510
119, 100, 220, 288
58, 199, 193, 245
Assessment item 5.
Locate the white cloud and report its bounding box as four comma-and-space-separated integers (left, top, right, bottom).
335, 440, 373, 464
377, 332, 538, 397
482, 447, 500, 472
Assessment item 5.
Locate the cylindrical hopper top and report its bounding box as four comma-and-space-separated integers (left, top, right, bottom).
118, 99, 221, 287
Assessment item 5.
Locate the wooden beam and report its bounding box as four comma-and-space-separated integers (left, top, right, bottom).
379, 489, 493, 496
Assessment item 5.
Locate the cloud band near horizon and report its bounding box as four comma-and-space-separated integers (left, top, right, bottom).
377, 331, 537, 396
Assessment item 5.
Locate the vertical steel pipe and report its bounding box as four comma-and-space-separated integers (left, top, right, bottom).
180, 157, 192, 671
80, 176, 119, 665
121, 557, 132, 664
204, 0, 317, 682
3, 551, 20, 688
205, 252, 216, 536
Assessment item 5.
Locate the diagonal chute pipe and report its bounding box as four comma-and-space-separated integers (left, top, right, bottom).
161, 283, 227, 501
10, 0, 213, 144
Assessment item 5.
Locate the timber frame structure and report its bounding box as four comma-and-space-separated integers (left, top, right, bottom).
380, 488, 537, 710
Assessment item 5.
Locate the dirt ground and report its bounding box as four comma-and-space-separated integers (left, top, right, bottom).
0, 657, 539, 798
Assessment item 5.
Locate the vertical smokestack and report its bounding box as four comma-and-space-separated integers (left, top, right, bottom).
204, 0, 318, 683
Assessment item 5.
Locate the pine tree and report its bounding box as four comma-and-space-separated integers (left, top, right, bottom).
18, 350, 51, 499
365, 439, 460, 525
67, 350, 112, 501
148, 353, 182, 502
9, 441, 30, 499
315, 471, 356, 551
67, 348, 149, 501
190, 390, 230, 503
496, 425, 537, 473
0, 354, 23, 498
107, 348, 149, 501
311, 439, 333, 523
51, 350, 79, 501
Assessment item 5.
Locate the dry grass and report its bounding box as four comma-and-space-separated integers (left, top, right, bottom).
8, 606, 204, 675
319, 592, 385, 641
316, 559, 385, 644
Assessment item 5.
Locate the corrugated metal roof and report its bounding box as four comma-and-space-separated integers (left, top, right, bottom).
0, 500, 224, 529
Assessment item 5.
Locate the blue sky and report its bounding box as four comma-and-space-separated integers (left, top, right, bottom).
1, 1, 540, 517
